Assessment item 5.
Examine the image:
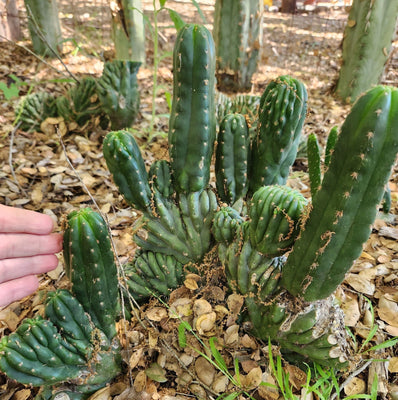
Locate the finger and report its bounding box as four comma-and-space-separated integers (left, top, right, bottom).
0, 205, 55, 234
0, 254, 59, 284
0, 233, 63, 259
0, 275, 39, 308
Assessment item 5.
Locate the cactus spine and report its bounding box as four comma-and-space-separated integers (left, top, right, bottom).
282, 86, 398, 301
213, 0, 263, 92
168, 24, 216, 194
335, 0, 398, 103
249, 75, 308, 193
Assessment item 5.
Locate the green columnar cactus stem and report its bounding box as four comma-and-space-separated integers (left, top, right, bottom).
215, 113, 250, 204
16, 92, 57, 132
168, 24, 216, 194
24, 0, 63, 56
249, 75, 308, 193
97, 60, 141, 130
249, 185, 307, 257
148, 160, 174, 200
123, 251, 184, 301
63, 208, 119, 339
56, 77, 102, 127
103, 130, 152, 212
324, 126, 339, 168
335, 0, 398, 103
307, 133, 321, 199
213, 0, 263, 92
212, 206, 244, 244
282, 86, 398, 301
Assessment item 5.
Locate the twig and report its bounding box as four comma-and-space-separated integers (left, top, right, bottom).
0, 33, 77, 82
330, 360, 373, 400
8, 121, 28, 197
25, 4, 80, 83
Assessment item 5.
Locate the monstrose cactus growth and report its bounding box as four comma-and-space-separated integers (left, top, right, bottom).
3, 22, 398, 397
0, 209, 121, 399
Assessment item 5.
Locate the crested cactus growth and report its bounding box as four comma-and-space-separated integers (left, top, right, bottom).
248, 185, 307, 257
335, 0, 398, 103
168, 23, 216, 194
123, 251, 184, 301
97, 60, 141, 130
282, 86, 398, 301
212, 206, 245, 244
0, 209, 122, 396
6, 25, 398, 398
15, 92, 57, 132
213, 0, 263, 92
215, 113, 250, 205
56, 77, 102, 127
216, 92, 261, 136
249, 75, 308, 193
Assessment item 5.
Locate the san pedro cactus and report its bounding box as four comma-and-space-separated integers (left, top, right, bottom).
103, 130, 152, 212
215, 113, 250, 205
168, 23, 216, 194
63, 208, 119, 339
0, 208, 121, 396
24, 0, 63, 56
56, 77, 102, 127
15, 92, 57, 132
249, 75, 308, 193
307, 133, 322, 199
213, 0, 263, 92
97, 60, 141, 130
335, 0, 398, 103
282, 86, 398, 301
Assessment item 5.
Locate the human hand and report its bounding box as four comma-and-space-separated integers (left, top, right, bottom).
0, 204, 62, 308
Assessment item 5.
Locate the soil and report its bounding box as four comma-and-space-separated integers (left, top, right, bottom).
0, 1, 398, 399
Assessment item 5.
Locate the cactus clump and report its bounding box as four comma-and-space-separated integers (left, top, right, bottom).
56, 77, 102, 127
15, 92, 57, 132
97, 60, 141, 130
0, 209, 122, 397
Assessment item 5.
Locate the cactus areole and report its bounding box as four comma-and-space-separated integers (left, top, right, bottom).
282, 86, 398, 301
168, 24, 216, 194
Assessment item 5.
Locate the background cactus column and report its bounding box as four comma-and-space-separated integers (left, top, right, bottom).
213, 0, 263, 93
335, 0, 398, 103
24, 0, 63, 56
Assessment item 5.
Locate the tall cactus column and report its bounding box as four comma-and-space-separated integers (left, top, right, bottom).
282, 86, 398, 301
213, 0, 263, 93
335, 0, 398, 103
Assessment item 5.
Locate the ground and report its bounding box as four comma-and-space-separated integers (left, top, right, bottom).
0, 1, 398, 399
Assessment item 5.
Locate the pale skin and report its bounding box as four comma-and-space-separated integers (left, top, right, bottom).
0, 204, 62, 308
